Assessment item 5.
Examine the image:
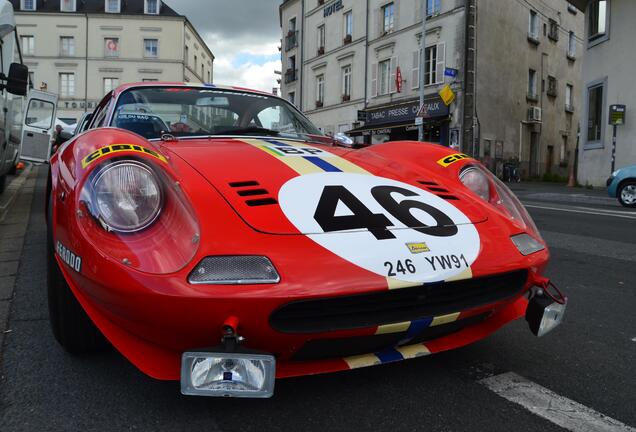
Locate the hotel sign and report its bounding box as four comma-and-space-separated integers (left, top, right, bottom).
324, 0, 344, 17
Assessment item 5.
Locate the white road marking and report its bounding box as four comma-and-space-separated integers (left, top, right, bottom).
480, 372, 636, 432
524, 204, 636, 220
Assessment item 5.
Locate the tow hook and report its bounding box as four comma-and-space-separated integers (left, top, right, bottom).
221, 316, 245, 352
526, 274, 568, 337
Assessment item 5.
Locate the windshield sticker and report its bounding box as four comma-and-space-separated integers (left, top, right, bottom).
82, 144, 168, 168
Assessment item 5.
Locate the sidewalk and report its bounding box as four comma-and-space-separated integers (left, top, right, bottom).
508, 181, 616, 206
0, 165, 40, 362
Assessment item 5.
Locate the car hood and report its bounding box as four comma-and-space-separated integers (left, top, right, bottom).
164, 137, 488, 235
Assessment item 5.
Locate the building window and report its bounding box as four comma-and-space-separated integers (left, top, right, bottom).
288, 91, 295, 106
548, 19, 559, 41
21, 36, 35, 56
145, 0, 160, 14
59, 73, 75, 97
103, 77, 119, 94
426, 0, 441, 17
142, 78, 158, 82
528, 69, 537, 99
104, 37, 120, 57
343, 11, 353, 39
60, 0, 75, 11
378, 59, 391, 95
587, 83, 604, 143
588, 0, 608, 42
201, 64, 205, 79
28, 71, 35, 89
316, 75, 325, 107
528, 10, 539, 41
565, 84, 574, 112
289, 17, 296, 33
342, 65, 352, 101
207, 71, 211, 83
317, 24, 325, 54
105, 0, 121, 13
567, 31, 576, 58
21, 0, 36, 11
144, 39, 159, 58
194, 55, 198, 72
382, 3, 395, 34
547, 76, 558, 97
60, 37, 75, 57
185, 46, 189, 65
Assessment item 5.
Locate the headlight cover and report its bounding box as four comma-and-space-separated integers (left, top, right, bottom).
459, 164, 541, 238
91, 161, 162, 233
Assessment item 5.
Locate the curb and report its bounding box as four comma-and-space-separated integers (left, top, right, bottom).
0, 165, 40, 363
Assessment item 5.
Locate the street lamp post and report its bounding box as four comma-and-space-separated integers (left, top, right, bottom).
418, 0, 427, 142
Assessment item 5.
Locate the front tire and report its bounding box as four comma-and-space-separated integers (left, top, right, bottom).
0, 175, 6, 194
47, 193, 106, 354
618, 180, 636, 208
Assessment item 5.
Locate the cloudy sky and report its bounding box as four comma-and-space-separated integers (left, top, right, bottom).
164, 0, 282, 92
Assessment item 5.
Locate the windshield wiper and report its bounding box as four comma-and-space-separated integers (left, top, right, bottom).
213, 126, 281, 137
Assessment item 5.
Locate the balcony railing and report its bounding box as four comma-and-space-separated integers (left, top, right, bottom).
285, 31, 298, 52
284, 69, 298, 84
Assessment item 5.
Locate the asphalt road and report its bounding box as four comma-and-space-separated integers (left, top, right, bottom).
0, 171, 634, 432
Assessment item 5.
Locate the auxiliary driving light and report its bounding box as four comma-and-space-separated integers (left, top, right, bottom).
526, 294, 567, 337
181, 351, 276, 398
511, 233, 545, 256
188, 256, 280, 285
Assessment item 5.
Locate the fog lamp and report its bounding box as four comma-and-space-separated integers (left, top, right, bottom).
181, 352, 275, 398
188, 256, 280, 285
526, 294, 566, 337
511, 233, 545, 256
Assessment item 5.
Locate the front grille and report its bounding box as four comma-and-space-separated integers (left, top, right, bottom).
291, 312, 490, 361
270, 270, 528, 333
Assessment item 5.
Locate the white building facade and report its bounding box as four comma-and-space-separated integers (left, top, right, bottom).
12, 0, 214, 125
571, 0, 635, 186
280, 0, 584, 179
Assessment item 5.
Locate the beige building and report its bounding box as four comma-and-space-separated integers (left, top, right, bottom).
12, 0, 214, 125
280, 0, 584, 179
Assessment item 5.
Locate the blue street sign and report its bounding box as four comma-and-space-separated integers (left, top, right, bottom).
444, 68, 458, 78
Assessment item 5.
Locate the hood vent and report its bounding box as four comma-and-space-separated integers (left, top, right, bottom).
229, 181, 278, 207
417, 180, 460, 201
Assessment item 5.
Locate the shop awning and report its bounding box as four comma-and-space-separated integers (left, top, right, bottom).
346, 122, 414, 137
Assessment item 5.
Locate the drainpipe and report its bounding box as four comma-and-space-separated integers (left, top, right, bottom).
84, 13, 88, 113
299, 0, 305, 110
364, 0, 369, 108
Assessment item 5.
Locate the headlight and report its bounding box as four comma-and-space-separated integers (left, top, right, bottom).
92, 161, 162, 233
459, 165, 541, 237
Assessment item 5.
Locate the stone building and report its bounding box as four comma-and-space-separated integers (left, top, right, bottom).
279, 0, 584, 179
12, 0, 214, 125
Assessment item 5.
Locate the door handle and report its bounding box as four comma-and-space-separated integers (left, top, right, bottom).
27, 132, 34, 137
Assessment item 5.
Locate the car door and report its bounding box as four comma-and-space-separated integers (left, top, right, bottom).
20, 90, 58, 163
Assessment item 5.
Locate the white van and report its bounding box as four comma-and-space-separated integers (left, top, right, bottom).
0, 0, 57, 193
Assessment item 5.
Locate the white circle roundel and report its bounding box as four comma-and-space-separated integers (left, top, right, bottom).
278, 173, 480, 283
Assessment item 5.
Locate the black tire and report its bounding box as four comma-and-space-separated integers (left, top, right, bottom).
617, 180, 636, 208
8, 155, 18, 175
0, 174, 6, 194
47, 193, 106, 354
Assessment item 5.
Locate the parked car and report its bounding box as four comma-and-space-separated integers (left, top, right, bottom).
46, 82, 566, 398
607, 165, 636, 208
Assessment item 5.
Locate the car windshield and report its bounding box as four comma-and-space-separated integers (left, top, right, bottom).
110, 86, 323, 140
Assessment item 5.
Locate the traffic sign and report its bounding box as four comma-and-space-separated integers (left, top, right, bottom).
609, 105, 626, 126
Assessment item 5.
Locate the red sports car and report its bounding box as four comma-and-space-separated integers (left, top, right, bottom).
47, 83, 566, 398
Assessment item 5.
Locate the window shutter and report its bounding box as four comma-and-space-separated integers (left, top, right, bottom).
371, 63, 378, 97
412, 50, 420, 89
435, 42, 446, 84
390, 56, 397, 93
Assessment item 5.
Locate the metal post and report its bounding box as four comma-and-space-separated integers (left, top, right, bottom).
418, 0, 427, 142
611, 124, 617, 173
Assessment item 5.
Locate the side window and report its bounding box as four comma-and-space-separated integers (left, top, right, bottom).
89, 94, 112, 129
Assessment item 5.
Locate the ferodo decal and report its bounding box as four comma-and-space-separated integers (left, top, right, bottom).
56, 241, 82, 273
279, 173, 480, 283
437, 153, 471, 168
81, 144, 168, 168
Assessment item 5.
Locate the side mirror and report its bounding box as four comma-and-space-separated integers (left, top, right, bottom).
5, 63, 29, 96
59, 130, 73, 142
334, 132, 355, 148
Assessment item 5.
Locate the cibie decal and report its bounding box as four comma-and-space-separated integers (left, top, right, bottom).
81, 144, 168, 168
279, 172, 480, 283
56, 241, 82, 273
437, 153, 471, 168
406, 242, 430, 254
262, 145, 335, 158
